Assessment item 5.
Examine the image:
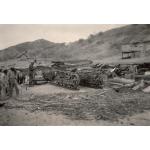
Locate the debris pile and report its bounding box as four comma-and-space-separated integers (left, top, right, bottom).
99, 63, 150, 93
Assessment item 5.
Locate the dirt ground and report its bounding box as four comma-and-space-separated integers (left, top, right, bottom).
0, 84, 150, 126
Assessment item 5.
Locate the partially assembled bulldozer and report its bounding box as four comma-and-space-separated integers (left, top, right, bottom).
42, 61, 104, 89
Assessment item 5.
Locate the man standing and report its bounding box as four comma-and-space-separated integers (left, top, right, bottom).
3, 69, 9, 97
7, 68, 19, 97
29, 61, 35, 86
0, 69, 4, 99
0, 68, 9, 99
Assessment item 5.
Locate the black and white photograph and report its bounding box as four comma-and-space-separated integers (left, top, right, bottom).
1, 0, 150, 150
0, 24, 150, 126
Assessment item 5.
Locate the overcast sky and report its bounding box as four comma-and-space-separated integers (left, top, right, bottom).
0, 24, 125, 50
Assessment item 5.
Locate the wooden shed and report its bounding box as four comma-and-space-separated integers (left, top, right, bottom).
121, 35, 150, 59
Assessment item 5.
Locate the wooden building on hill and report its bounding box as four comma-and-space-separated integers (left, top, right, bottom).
121, 44, 141, 59
121, 35, 150, 59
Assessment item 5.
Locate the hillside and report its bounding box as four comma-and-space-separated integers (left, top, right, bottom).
0, 39, 67, 61
1, 24, 150, 62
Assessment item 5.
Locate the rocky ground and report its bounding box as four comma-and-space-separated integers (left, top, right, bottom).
0, 84, 150, 126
